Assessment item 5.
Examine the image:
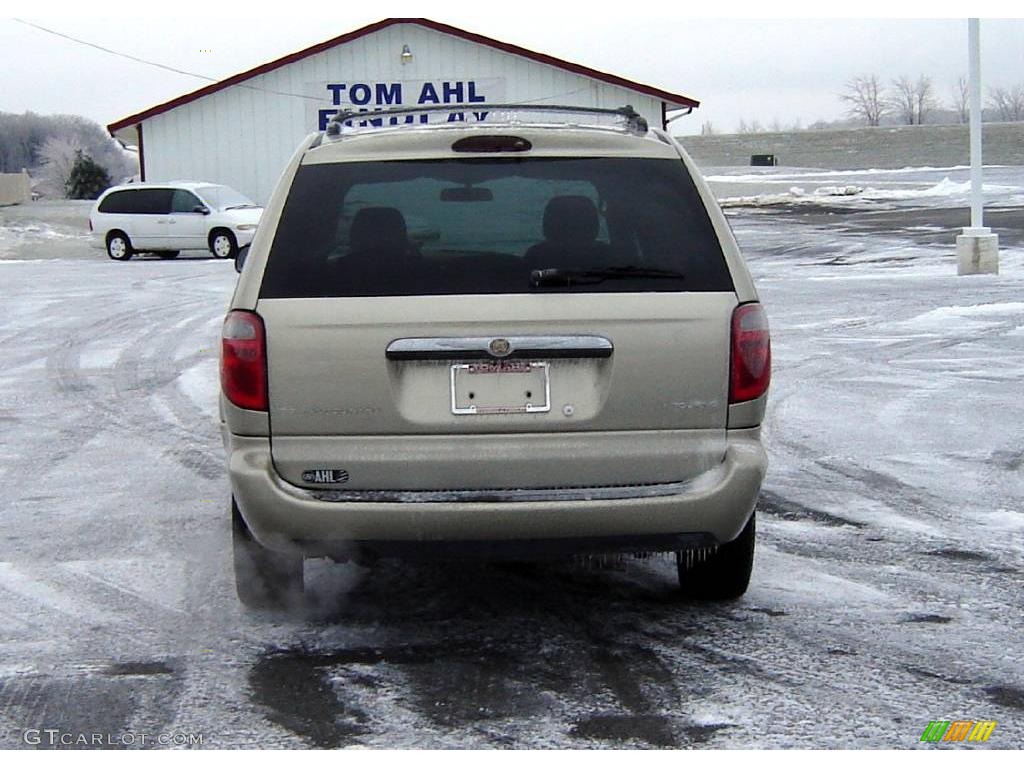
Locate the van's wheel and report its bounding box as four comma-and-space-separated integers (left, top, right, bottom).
157, 251, 179, 259
677, 513, 755, 600
232, 498, 304, 609
210, 229, 238, 260
106, 231, 134, 261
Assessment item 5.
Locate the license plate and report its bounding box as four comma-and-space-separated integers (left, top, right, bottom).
450, 361, 550, 415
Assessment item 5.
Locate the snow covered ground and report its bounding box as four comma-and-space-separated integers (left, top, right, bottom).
706, 164, 1024, 212
0, 173, 1022, 748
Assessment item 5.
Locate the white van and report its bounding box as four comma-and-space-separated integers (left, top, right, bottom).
89, 182, 263, 260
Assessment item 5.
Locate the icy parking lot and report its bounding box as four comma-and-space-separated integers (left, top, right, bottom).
0, 176, 1022, 748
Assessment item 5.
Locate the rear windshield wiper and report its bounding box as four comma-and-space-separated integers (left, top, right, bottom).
530, 265, 686, 288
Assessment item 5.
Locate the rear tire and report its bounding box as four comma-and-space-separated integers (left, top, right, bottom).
232, 498, 304, 609
677, 513, 755, 600
106, 231, 133, 261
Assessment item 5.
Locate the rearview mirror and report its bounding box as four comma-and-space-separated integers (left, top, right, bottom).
235, 244, 250, 273
440, 186, 493, 203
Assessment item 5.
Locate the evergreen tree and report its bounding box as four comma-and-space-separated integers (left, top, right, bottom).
65, 150, 111, 199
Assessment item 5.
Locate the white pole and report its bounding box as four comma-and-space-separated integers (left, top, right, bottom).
968, 18, 983, 228
956, 17, 999, 274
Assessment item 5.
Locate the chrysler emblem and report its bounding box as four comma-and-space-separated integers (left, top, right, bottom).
488, 338, 512, 357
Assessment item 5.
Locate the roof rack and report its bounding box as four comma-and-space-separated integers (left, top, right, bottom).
324, 104, 649, 138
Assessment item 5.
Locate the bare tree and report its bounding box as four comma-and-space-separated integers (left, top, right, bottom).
888, 75, 936, 125
737, 118, 764, 134
840, 75, 887, 126
952, 76, 970, 123
987, 84, 1024, 121
889, 77, 916, 125
913, 75, 937, 125
700, 120, 715, 136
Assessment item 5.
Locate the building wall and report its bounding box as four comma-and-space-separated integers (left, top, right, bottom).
0, 170, 32, 206
143, 23, 663, 203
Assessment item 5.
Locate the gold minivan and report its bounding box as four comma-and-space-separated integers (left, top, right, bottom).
221, 106, 769, 608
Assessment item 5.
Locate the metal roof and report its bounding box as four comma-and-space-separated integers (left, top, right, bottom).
107, 18, 699, 134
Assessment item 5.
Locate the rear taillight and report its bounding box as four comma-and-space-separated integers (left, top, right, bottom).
730, 303, 771, 404
221, 310, 267, 411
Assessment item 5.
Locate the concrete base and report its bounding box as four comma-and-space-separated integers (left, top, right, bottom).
956, 228, 999, 275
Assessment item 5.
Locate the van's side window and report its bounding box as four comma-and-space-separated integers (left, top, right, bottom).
171, 190, 204, 213
133, 189, 173, 215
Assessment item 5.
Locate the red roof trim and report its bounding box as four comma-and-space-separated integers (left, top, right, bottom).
107, 18, 698, 134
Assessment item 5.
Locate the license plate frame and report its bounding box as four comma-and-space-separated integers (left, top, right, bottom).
450, 361, 551, 415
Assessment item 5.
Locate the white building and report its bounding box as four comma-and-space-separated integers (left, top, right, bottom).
108, 18, 699, 204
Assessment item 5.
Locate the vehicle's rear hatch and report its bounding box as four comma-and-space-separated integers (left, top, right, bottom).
259, 144, 737, 491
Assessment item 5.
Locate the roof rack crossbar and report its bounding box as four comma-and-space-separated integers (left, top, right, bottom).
325, 103, 649, 137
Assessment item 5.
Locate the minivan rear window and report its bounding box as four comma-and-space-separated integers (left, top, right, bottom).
260, 158, 732, 298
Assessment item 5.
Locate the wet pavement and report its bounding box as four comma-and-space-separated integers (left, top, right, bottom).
0, 203, 1022, 748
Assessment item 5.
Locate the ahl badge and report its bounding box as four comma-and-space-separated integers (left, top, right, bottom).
302, 469, 350, 484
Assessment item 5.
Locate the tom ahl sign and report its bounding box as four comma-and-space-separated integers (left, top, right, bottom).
309, 78, 506, 130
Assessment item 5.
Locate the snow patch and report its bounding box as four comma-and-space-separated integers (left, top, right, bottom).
720, 177, 1021, 208
62, 559, 189, 614
896, 302, 1024, 334
706, 164, 1003, 183
973, 508, 1024, 532
752, 547, 897, 607
0, 562, 122, 624
177, 359, 219, 420
78, 345, 122, 369
860, 177, 1019, 200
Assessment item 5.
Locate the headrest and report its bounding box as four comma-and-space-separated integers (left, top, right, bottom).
542, 196, 599, 245
349, 207, 407, 252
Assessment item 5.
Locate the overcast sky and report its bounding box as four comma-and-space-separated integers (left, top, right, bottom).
2, 4, 1022, 136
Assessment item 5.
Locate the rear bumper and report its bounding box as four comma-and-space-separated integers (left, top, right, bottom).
227, 430, 766, 558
